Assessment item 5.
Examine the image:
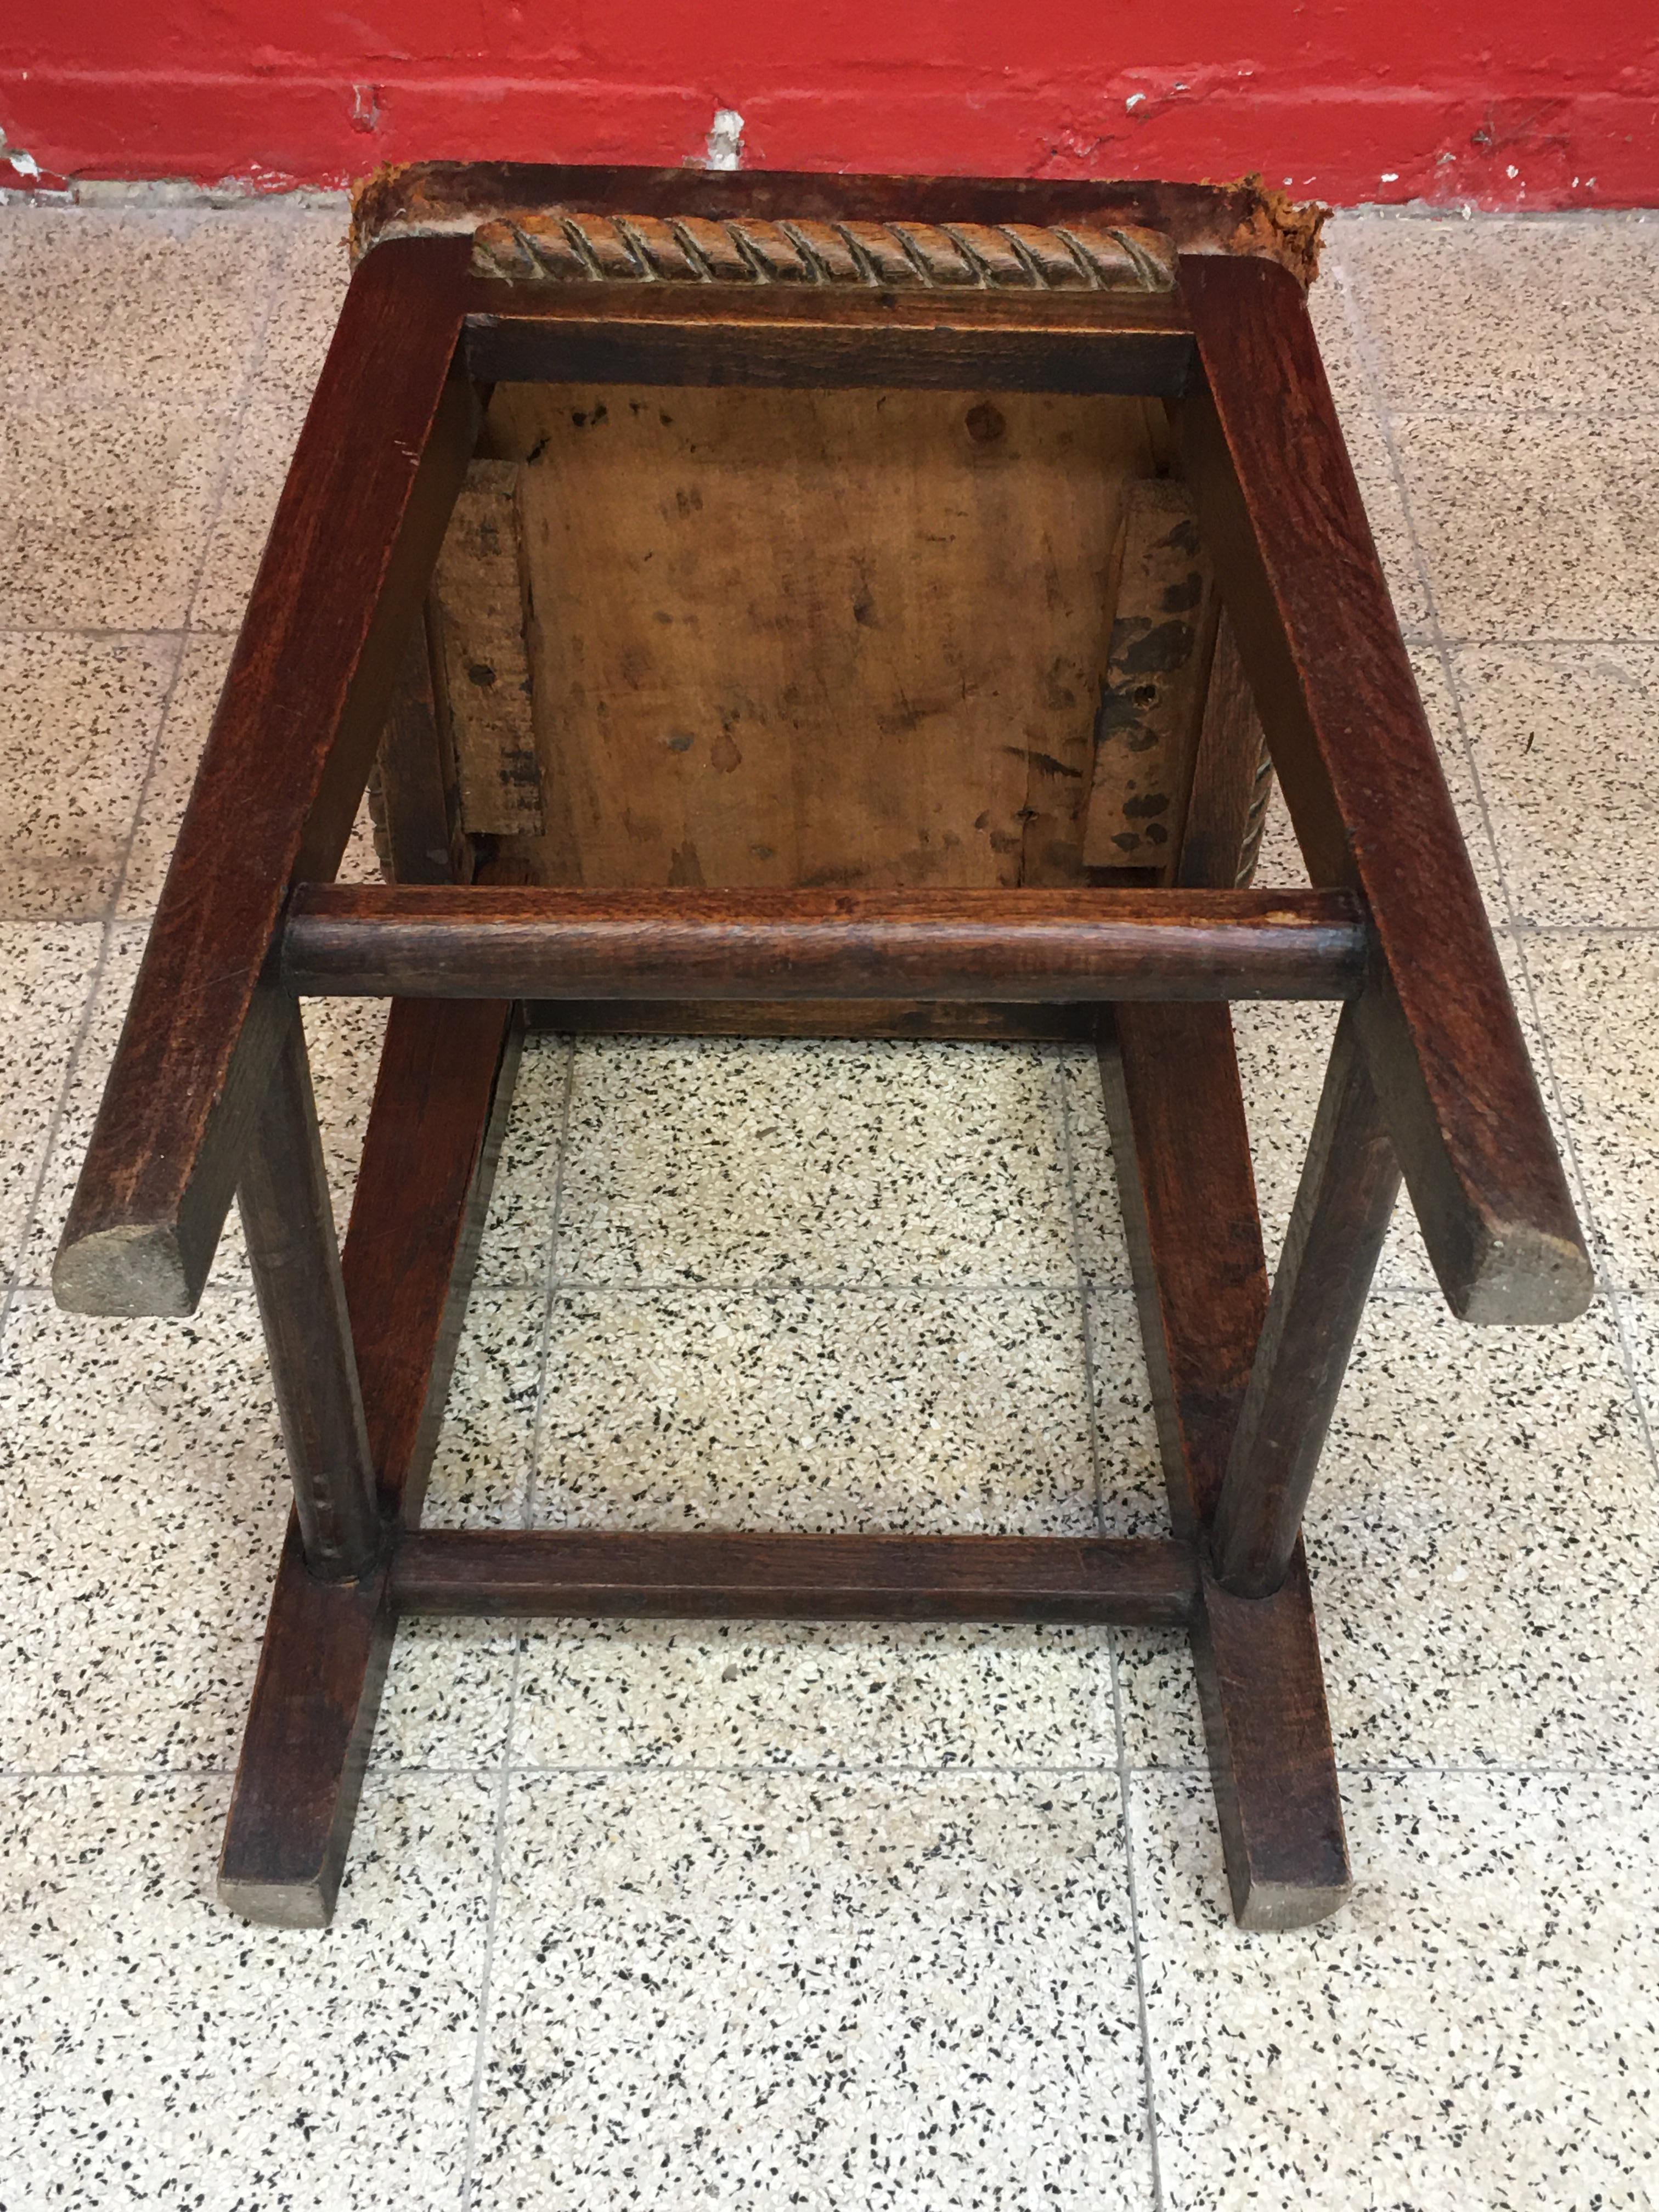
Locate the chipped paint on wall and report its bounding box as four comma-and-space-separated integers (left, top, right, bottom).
1, 2, 1654, 208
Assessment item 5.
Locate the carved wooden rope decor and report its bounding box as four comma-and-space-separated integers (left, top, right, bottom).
471, 211, 1180, 293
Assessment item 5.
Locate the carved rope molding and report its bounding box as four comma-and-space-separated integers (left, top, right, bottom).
471, 211, 1179, 294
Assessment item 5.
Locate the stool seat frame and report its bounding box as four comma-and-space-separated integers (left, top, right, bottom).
52, 167, 1591, 1929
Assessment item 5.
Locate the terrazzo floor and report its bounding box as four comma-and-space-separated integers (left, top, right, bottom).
1, 190, 1657, 2210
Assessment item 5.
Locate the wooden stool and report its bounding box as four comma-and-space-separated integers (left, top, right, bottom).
52, 165, 1592, 1931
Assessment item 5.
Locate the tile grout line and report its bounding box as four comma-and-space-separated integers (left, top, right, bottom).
456, 1037, 577, 2208
524, 1039, 579, 1538
9, 1756, 1659, 1785
0, 907, 120, 1358
456, 1752, 515, 2210
1333, 247, 1659, 1484
1052, 1048, 1105, 1532
1054, 1044, 1167, 2209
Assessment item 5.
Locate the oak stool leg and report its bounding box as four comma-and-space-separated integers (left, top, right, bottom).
240, 1000, 381, 1581
1210, 1006, 1400, 1598
1103, 1003, 1351, 1928
218, 997, 519, 1926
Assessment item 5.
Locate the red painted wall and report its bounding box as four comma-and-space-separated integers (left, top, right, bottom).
3, 3, 1655, 208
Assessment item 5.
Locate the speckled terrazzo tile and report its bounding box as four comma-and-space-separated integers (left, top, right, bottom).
116, 613, 381, 896
20, 936, 387, 1288
1306, 268, 1372, 428
189, 384, 309, 633
1612, 1293, 1659, 1451
367, 1281, 551, 1757
1302, 278, 1430, 635
0, 1288, 290, 1770
0, 633, 177, 918
0, 402, 232, 629
1069, 995, 1440, 1296
472, 1770, 1154, 2212
1453, 644, 1659, 924
0, 206, 286, 403
115, 629, 230, 910
0, 1282, 534, 1768
1233, 998, 1437, 1287
304, 989, 390, 1223
1392, 411, 1659, 641
1249, 787, 1311, 888
120, 628, 381, 910
512, 1615, 1116, 1771
0, 921, 101, 1280
1337, 404, 1432, 637
474, 1032, 571, 1286
1234, 921, 1556, 1291
1243, 648, 1498, 909
1087, 1286, 1167, 1533
374, 1617, 518, 1771
0, 1770, 495, 2209
17, 922, 159, 1284
1055, 1048, 1132, 1284
1118, 1295, 1659, 1772
1132, 1768, 1659, 2212
535, 1287, 1105, 1534
554, 1034, 1077, 1286
258, 206, 353, 406
422, 1284, 546, 1527
1521, 932, 1659, 1288
1342, 213, 1659, 413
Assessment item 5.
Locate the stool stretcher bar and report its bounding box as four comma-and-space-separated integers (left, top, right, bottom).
390, 1530, 1201, 1625
281, 884, 1369, 1003
49, 172, 1595, 1937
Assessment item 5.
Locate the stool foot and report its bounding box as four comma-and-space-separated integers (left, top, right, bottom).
1194, 1545, 1350, 1930
218, 1517, 394, 1928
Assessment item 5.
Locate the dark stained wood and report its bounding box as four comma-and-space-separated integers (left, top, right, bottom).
1101, 1006, 1266, 1533
238, 1000, 381, 1579
53, 236, 479, 1321
391, 1528, 1199, 1626
524, 998, 1098, 1041
1101, 1004, 1351, 1927
218, 996, 519, 1927
281, 884, 1368, 1003
1177, 253, 1590, 1326
372, 614, 471, 885
1210, 1008, 1400, 1598
217, 1516, 393, 1929
1081, 480, 1216, 873
1177, 608, 1273, 890
341, 997, 520, 1524
1194, 1549, 1353, 1929
465, 281, 1194, 394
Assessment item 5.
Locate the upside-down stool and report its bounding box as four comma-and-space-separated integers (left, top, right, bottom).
53, 164, 1593, 1930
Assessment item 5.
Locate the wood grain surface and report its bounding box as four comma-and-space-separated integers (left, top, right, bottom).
392, 1529, 1199, 1625
281, 883, 1369, 1002
218, 996, 519, 1926
53, 235, 478, 1318
1179, 252, 1590, 1325
474, 382, 1164, 894
1102, 1004, 1351, 1928
1209, 1006, 1401, 1597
